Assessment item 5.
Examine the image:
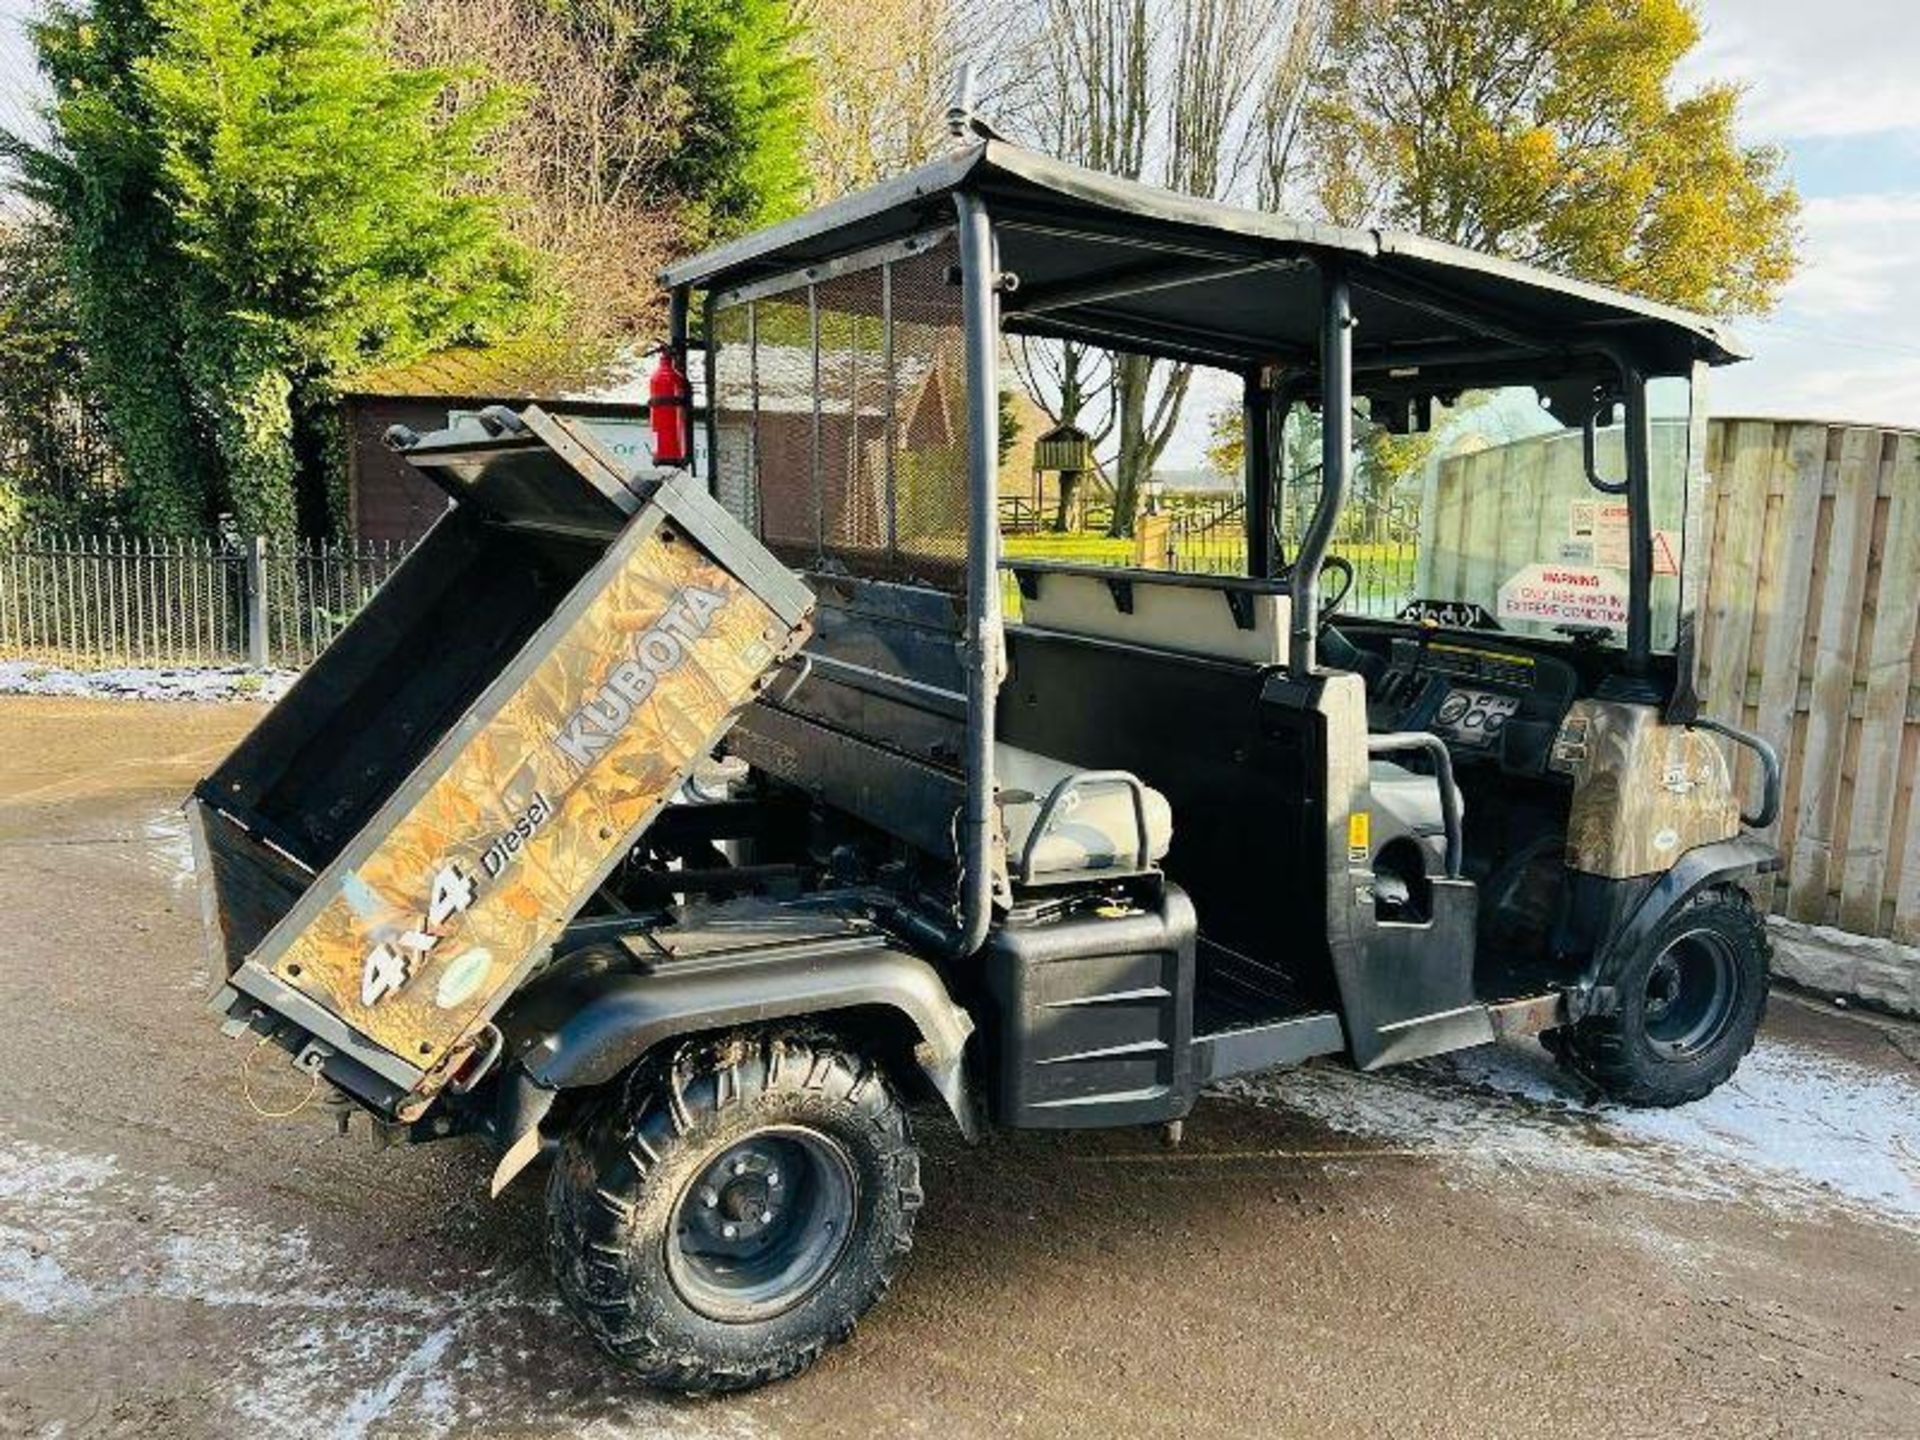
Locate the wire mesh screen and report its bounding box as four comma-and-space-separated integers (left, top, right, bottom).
888, 244, 969, 575
708, 235, 970, 587
710, 301, 758, 533
814, 268, 888, 556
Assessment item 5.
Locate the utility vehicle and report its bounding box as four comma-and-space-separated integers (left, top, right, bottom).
195, 126, 1782, 1393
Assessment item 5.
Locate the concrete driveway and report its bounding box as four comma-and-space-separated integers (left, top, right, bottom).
0, 696, 1915, 1438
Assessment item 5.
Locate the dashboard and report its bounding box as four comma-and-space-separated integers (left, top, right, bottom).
1365, 635, 1581, 777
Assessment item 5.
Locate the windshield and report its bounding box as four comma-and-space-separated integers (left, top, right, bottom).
1282, 376, 1692, 649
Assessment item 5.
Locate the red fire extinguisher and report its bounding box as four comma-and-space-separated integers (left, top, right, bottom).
648, 348, 692, 467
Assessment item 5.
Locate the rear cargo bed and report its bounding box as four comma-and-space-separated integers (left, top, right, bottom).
194, 408, 811, 1119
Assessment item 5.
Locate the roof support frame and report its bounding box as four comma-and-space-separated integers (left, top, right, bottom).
1013, 255, 1302, 317
951, 190, 1002, 959
712, 227, 956, 309
1293, 259, 1354, 674
1349, 265, 1558, 356
992, 215, 1270, 268
1003, 313, 1253, 370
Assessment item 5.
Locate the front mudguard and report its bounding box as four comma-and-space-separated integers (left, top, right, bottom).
482, 942, 977, 1193
1568, 834, 1780, 1022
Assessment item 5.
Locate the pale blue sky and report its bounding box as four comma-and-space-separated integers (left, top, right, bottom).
3, 0, 1916, 435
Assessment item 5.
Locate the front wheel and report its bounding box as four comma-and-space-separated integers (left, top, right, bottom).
1561, 885, 1769, 1107
546, 1031, 922, 1393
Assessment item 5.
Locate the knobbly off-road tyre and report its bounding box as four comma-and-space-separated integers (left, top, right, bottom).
546, 1031, 921, 1394
1562, 885, 1769, 1108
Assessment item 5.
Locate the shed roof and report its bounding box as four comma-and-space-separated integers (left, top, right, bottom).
339, 338, 651, 405
664, 139, 1746, 376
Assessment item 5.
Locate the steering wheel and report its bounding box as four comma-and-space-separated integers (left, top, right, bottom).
1296, 554, 1383, 689
1315, 554, 1354, 630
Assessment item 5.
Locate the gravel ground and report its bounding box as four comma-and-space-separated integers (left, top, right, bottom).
0, 695, 1916, 1439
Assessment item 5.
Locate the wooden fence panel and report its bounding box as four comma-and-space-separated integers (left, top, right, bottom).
1784, 429, 1881, 921
1747, 424, 1828, 851
1840, 433, 1920, 933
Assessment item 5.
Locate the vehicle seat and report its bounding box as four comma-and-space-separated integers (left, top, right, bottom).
1009, 562, 1290, 667
996, 743, 1173, 885
1368, 757, 1459, 871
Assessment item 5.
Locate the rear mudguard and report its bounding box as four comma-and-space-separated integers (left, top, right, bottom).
1570, 834, 1780, 1021
483, 941, 977, 1194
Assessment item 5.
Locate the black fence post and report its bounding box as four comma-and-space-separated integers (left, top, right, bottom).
245, 535, 269, 669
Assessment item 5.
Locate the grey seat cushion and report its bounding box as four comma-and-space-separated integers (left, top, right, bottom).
996, 743, 1173, 883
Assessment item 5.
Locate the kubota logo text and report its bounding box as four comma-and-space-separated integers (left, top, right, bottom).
553, 585, 727, 769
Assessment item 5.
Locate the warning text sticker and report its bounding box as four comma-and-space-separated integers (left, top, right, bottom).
1566, 499, 1680, 576
1496, 564, 1628, 631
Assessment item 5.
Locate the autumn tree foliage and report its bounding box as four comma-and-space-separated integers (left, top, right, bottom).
1203, 0, 1799, 491
389, 0, 815, 343
1304, 0, 1799, 316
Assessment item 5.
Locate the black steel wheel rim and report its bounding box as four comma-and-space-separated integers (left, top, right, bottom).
1642, 928, 1739, 1058
666, 1126, 858, 1323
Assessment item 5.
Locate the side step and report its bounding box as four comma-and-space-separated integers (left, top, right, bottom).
1195, 1011, 1345, 1084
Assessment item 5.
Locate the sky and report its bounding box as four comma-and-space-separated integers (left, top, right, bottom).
2, 0, 1917, 439
1678, 0, 1920, 428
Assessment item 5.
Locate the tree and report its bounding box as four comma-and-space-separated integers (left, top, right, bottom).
796, 0, 962, 201
1303, 0, 1799, 316
1203, 402, 1244, 481
624, 0, 813, 237
4, 2, 202, 535
0, 218, 119, 531
387, 0, 686, 342
1205, 0, 1798, 530
9, 0, 532, 537
389, 0, 814, 334
1007, 0, 1324, 538
997, 388, 1024, 467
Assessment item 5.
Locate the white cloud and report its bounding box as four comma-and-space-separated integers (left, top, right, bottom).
1687, 0, 1920, 140
1709, 189, 1920, 428
1780, 192, 1920, 315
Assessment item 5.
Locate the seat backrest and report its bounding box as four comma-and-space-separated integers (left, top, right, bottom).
1009, 562, 1291, 667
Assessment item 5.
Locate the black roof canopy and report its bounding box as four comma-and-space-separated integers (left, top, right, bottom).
665, 140, 1746, 377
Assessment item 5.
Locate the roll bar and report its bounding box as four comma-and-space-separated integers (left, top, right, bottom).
1289, 261, 1353, 674
1696, 718, 1783, 831
953, 190, 1003, 957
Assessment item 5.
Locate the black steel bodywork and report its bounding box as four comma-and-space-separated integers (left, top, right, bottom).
646, 135, 1780, 1143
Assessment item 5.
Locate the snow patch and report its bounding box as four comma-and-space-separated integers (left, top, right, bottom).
0, 1131, 762, 1439
0, 1224, 100, 1317
0, 1143, 118, 1203
1222, 1036, 1920, 1232
144, 810, 198, 893
0, 659, 295, 704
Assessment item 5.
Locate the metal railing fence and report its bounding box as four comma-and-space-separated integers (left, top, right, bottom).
0, 530, 410, 669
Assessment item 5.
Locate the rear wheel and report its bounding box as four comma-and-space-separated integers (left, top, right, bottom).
546, 1031, 921, 1393
1562, 885, 1769, 1107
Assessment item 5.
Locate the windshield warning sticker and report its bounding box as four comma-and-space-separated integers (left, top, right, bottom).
1496, 564, 1628, 631
1564, 500, 1681, 576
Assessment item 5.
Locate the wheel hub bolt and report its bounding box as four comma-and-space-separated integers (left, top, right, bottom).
767, 1171, 781, 1187
722, 1223, 737, 1239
